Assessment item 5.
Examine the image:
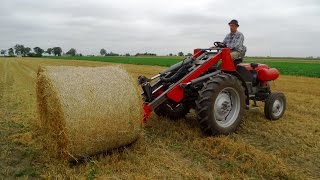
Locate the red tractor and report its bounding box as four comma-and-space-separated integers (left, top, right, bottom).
138, 42, 286, 135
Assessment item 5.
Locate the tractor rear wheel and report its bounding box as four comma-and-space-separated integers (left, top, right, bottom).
154, 100, 190, 120
264, 92, 286, 120
196, 73, 246, 135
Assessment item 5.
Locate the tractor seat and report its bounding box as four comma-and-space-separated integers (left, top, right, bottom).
234, 58, 243, 65
233, 46, 246, 65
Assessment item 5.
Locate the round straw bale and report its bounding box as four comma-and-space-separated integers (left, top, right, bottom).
36, 66, 143, 161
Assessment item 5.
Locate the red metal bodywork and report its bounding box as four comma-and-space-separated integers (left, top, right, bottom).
240, 63, 269, 71
258, 68, 279, 81
239, 63, 279, 81
143, 104, 152, 123
142, 49, 282, 123
167, 48, 235, 102
142, 48, 236, 123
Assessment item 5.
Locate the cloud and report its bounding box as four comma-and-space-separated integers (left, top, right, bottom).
0, 0, 319, 57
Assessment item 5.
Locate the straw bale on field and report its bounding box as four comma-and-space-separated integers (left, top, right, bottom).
36, 66, 142, 160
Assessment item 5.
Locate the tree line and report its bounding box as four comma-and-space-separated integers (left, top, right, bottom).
99, 48, 192, 57
0, 44, 79, 57
0, 44, 191, 57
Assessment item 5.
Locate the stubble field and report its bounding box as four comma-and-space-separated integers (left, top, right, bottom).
0, 57, 319, 179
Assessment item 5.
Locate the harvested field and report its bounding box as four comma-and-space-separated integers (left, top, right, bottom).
0, 57, 319, 179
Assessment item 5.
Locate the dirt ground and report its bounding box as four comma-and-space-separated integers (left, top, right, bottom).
0, 57, 319, 179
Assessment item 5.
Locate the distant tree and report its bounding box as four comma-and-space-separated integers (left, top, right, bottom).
66, 48, 77, 56
33, 47, 44, 57
125, 53, 130, 56
52, 47, 62, 56
100, 49, 107, 56
46, 48, 53, 55
79, 53, 83, 56
27, 52, 36, 57
8, 48, 14, 56
1, 50, 6, 56
24, 47, 31, 56
169, 53, 173, 56
187, 53, 192, 56
14, 44, 25, 55
135, 52, 156, 56
178, 52, 184, 56
105, 51, 119, 56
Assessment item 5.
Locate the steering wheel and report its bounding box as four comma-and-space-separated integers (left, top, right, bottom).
214, 42, 227, 48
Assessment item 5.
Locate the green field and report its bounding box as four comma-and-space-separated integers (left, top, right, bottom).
45, 56, 182, 66
44, 56, 320, 77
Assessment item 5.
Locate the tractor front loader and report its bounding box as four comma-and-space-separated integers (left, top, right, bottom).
138, 43, 286, 135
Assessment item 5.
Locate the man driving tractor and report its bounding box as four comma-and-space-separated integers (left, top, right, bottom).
223, 19, 246, 60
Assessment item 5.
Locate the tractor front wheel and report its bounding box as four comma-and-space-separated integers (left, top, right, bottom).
264, 92, 286, 120
196, 73, 246, 135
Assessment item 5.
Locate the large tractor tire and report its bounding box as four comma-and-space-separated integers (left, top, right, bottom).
154, 100, 190, 120
196, 73, 246, 135
264, 92, 286, 120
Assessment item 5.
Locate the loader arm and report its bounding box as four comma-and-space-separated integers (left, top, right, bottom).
143, 48, 236, 123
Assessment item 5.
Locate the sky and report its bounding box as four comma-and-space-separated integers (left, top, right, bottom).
1, 0, 320, 57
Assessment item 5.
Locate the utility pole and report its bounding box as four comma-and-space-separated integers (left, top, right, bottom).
269, 49, 272, 57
